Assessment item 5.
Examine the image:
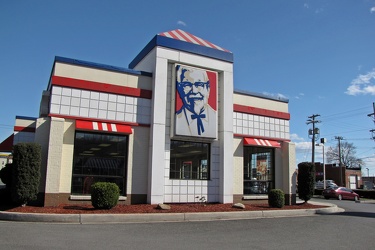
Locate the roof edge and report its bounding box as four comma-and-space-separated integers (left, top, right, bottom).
129, 35, 233, 69
55, 56, 152, 77
234, 89, 289, 103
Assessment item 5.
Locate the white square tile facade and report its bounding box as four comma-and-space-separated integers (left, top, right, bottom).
50, 86, 151, 124
233, 111, 290, 140
163, 64, 219, 203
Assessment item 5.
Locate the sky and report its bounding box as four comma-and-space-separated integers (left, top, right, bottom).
1, 0, 375, 175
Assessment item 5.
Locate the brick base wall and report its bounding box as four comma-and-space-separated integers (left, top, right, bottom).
233, 194, 296, 205
42, 193, 148, 206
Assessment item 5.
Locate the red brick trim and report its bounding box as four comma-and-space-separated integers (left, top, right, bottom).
48, 114, 150, 128
14, 126, 36, 132
51, 76, 152, 99
234, 104, 290, 120
233, 133, 291, 142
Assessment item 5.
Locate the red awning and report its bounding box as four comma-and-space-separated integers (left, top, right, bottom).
76, 120, 132, 134
243, 138, 281, 148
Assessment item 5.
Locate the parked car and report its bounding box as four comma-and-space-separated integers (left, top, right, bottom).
315, 180, 338, 189
322, 186, 359, 201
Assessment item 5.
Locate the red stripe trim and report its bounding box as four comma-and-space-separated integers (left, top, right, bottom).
51, 76, 152, 99
48, 114, 150, 128
234, 104, 290, 120
168, 31, 180, 40
234, 134, 290, 142
243, 138, 281, 148
175, 29, 195, 43
76, 120, 132, 134
14, 126, 35, 133
183, 30, 206, 47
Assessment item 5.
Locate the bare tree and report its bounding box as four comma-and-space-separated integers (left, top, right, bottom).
326, 141, 364, 168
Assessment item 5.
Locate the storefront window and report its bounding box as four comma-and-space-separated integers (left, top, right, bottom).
243, 146, 274, 195
170, 140, 210, 180
71, 131, 128, 195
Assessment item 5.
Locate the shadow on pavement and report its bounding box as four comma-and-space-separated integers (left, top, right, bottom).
327, 211, 375, 219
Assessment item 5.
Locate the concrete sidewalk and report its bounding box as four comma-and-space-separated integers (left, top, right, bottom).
0, 201, 343, 224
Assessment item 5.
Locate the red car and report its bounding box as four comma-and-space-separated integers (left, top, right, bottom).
322, 187, 360, 201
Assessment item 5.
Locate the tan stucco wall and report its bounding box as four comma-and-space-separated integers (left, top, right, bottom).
233, 92, 288, 113
44, 117, 65, 195
34, 117, 51, 193
15, 118, 36, 128
128, 126, 150, 196
59, 119, 75, 193
282, 141, 296, 204
233, 137, 243, 195
54, 62, 153, 90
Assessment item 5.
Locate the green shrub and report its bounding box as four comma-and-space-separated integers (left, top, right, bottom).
298, 162, 315, 203
0, 163, 13, 187
91, 182, 120, 209
11, 143, 41, 205
268, 189, 285, 208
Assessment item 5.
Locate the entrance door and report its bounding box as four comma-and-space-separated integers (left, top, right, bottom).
349, 175, 356, 189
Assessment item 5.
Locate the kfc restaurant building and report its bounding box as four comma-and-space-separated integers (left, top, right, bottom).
8, 30, 296, 206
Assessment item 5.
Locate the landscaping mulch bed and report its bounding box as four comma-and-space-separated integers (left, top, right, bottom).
3, 202, 327, 214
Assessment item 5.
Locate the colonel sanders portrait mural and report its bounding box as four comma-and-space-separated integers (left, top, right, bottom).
174, 64, 217, 138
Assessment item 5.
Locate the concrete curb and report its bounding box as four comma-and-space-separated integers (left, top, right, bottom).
357, 199, 375, 204
0, 203, 343, 224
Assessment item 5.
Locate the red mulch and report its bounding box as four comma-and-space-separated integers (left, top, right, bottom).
4, 203, 327, 214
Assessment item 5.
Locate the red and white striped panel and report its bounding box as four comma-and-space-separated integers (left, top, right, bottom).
76, 120, 132, 134
243, 138, 281, 148
158, 29, 230, 52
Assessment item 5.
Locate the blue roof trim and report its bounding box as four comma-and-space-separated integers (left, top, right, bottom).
129, 35, 234, 69
15, 116, 37, 121
234, 89, 289, 103
55, 56, 152, 77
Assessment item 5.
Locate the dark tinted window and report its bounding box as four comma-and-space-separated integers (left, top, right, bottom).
71, 131, 128, 195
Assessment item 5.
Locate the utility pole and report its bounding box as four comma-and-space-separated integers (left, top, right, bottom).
307, 114, 321, 164
335, 136, 344, 186
368, 102, 375, 141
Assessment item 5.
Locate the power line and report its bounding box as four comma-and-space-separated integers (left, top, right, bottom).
320, 106, 369, 120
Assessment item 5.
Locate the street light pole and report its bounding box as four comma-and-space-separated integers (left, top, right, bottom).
366, 167, 369, 177
335, 136, 344, 186
322, 141, 326, 189
316, 138, 326, 189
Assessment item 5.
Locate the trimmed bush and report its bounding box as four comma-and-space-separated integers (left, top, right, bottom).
91, 182, 120, 209
298, 162, 315, 203
268, 189, 285, 208
11, 143, 41, 205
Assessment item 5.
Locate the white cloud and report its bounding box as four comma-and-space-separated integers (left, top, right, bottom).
304, 3, 309, 9
295, 93, 304, 99
177, 20, 187, 26
290, 133, 304, 142
345, 68, 375, 95
315, 8, 324, 14
371, 7, 375, 13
